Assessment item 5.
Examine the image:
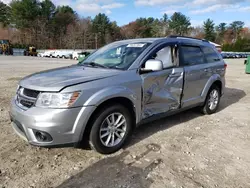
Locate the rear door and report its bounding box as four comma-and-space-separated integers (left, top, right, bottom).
140, 43, 184, 119
180, 45, 212, 108
201, 46, 225, 77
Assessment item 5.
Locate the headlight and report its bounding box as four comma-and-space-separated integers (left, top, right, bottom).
36, 91, 81, 108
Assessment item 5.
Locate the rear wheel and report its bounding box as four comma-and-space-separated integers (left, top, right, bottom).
89, 104, 133, 154
201, 85, 221, 115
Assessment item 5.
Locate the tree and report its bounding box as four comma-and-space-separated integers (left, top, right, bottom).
10, 0, 42, 46
189, 26, 204, 39
216, 22, 227, 43
40, 0, 55, 21
161, 13, 169, 36
121, 21, 140, 39
203, 18, 215, 42
109, 21, 122, 41
52, 5, 76, 33
217, 23, 227, 36
51, 5, 76, 48
38, 0, 56, 48
0, 1, 11, 27
222, 38, 250, 52
163, 13, 168, 23
10, 0, 41, 28
230, 21, 244, 41
169, 12, 191, 35
92, 13, 111, 47
135, 17, 155, 38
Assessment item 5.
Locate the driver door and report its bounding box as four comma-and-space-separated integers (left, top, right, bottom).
140, 44, 184, 119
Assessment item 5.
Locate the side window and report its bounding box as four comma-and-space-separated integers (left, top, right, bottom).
181, 46, 204, 66
155, 46, 172, 68
202, 46, 221, 63
151, 45, 179, 69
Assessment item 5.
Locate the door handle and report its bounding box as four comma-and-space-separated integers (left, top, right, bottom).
169, 72, 182, 77
204, 68, 212, 72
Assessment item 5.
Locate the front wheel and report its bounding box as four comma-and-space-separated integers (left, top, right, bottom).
89, 104, 133, 154
201, 86, 221, 115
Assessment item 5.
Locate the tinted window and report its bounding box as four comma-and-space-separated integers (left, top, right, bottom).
181, 46, 204, 66
202, 46, 221, 62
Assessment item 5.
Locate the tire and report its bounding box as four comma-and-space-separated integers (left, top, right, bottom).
201, 85, 221, 115
89, 104, 133, 154
57, 55, 60, 58
62, 56, 65, 59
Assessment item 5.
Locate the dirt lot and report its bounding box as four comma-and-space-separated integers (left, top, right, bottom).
0, 56, 250, 188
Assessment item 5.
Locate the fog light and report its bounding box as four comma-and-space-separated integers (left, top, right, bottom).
34, 130, 53, 142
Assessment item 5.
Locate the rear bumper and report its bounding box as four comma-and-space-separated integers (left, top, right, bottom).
10, 99, 96, 147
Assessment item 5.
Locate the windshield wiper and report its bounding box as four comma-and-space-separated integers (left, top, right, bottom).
83, 62, 109, 69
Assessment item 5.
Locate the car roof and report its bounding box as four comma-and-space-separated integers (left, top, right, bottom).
113, 37, 213, 48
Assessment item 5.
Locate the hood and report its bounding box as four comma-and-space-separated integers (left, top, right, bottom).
19, 65, 121, 92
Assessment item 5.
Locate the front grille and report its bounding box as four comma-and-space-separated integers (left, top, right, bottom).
16, 87, 39, 109
20, 99, 34, 108
23, 88, 40, 98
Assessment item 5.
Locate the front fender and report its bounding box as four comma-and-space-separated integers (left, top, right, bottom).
201, 74, 224, 101
83, 86, 141, 123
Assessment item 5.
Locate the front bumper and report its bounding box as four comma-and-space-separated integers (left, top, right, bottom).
10, 99, 96, 147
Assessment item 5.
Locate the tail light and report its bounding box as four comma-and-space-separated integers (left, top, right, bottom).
224, 63, 227, 69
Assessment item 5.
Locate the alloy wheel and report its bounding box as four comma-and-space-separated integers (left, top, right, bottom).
99, 113, 127, 147
208, 89, 219, 111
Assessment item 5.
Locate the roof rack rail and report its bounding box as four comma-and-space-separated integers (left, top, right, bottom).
168, 35, 209, 42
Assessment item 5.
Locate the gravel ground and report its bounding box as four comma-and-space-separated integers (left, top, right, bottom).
0, 56, 250, 188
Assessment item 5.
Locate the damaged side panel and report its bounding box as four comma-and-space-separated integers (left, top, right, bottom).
141, 68, 184, 119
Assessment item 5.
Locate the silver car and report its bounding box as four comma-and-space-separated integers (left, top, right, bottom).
10, 36, 226, 154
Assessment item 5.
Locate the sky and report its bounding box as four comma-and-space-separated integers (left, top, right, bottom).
2, 0, 250, 27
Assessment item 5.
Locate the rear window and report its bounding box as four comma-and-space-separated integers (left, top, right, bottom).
181, 46, 204, 66
202, 46, 221, 63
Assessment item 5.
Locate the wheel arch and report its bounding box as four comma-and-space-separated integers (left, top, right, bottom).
80, 96, 136, 145
201, 74, 223, 101
212, 80, 222, 96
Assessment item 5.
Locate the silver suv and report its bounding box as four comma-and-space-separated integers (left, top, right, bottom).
10, 36, 226, 154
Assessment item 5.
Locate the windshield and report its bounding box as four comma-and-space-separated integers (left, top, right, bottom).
79, 42, 151, 70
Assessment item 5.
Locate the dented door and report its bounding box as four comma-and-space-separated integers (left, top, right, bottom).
141, 67, 184, 119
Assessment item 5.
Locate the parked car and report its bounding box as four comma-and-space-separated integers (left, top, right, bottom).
221, 53, 227, 59
73, 51, 93, 60
53, 51, 72, 59
41, 51, 55, 58
37, 52, 44, 57
10, 36, 226, 154
73, 51, 81, 60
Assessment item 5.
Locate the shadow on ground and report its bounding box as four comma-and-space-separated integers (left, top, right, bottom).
57, 87, 246, 188
130, 87, 246, 145
218, 87, 246, 111
57, 144, 162, 188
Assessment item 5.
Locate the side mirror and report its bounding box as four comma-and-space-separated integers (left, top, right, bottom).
143, 59, 163, 72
